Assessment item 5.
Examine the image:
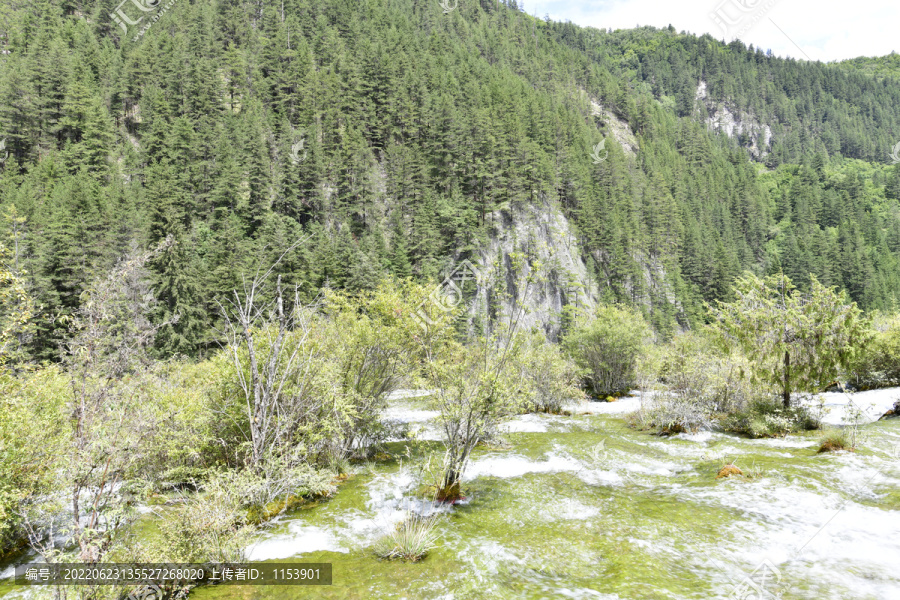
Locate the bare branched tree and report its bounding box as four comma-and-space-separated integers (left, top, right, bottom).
216, 239, 319, 469
422, 255, 543, 500
60, 240, 172, 564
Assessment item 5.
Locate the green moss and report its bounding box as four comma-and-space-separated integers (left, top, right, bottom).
119, 414, 900, 600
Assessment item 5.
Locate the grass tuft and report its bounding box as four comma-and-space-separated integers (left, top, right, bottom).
818, 429, 855, 453
373, 507, 440, 561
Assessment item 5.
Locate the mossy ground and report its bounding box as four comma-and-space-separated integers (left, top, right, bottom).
4, 413, 899, 599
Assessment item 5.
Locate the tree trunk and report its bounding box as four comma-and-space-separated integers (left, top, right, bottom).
783, 350, 791, 408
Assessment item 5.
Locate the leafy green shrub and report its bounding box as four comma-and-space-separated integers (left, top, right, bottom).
627, 332, 765, 435
709, 273, 869, 407
851, 313, 900, 389
228, 463, 337, 518
0, 368, 67, 555
138, 359, 230, 481
137, 474, 258, 564
723, 398, 820, 438
514, 330, 585, 413
625, 393, 713, 435
322, 281, 438, 458
659, 333, 761, 411
562, 304, 652, 397
134, 465, 336, 566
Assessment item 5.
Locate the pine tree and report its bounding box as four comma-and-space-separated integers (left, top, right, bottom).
151, 234, 206, 357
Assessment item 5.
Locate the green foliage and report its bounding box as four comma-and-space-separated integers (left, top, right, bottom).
137, 358, 232, 479
586, 26, 900, 163
709, 273, 870, 407
0, 240, 33, 365
563, 304, 652, 397
1, 1, 899, 363
723, 398, 820, 438
125, 467, 331, 579
219, 278, 443, 471
1, 0, 899, 574
627, 331, 765, 435
425, 329, 529, 498
138, 474, 259, 565
61, 248, 177, 564
150, 234, 207, 358
514, 329, 585, 413
321, 280, 441, 456
838, 53, 900, 81
0, 368, 67, 554
221, 316, 354, 468
818, 429, 855, 453
657, 332, 761, 412
851, 313, 900, 388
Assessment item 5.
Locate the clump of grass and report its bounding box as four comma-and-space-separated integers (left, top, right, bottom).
373, 511, 440, 562
818, 429, 855, 453
745, 460, 765, 478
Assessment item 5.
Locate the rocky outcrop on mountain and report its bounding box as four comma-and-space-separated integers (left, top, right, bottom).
695, 81, 772, 159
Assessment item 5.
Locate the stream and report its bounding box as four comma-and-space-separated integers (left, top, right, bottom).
3, 389, 900, 599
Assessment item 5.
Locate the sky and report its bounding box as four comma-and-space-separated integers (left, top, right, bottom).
521, 0, 898, 62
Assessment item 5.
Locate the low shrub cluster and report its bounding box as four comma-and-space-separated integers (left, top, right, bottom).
562, 304, 652, 398
623, 274, 870, 437
818, 429, 855, 453
515, 329, 585, 414
627, 332, 772, 435
723, 398, 821, 438
851, 314, 900, 389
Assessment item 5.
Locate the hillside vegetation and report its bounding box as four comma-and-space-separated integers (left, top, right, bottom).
0, 1, 899, 357
4, 1, 900, 581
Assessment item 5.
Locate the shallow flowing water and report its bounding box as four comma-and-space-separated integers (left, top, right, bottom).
3, 390, 900, 599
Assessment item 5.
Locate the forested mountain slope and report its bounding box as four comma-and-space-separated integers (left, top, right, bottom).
838, 52, 900, 82
0, 0, 899, 360
560, 25, 900, 164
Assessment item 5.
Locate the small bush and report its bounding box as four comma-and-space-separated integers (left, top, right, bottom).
230, 462, 337, 517
0, 367, 67, 556
155, 466, 210, 492
139, 474, 258, 564
373, 511, 440, 562
563, 304, 652, 397
627, 331, 766, 435
851, 313, 900, 389
514, 330, 585, 414
625, 393, 713, 435
724, 398, 820, 438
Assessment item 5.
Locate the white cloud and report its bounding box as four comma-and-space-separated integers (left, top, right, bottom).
522, 0, 898, 62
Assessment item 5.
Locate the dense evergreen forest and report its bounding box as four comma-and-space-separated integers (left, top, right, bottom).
839, 52, 900, 81
1, 0, 900, 361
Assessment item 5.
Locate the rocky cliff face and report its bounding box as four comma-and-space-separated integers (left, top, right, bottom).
462, 199, 599, 341
695, 81, 772, 159
586, 95, 640, 158
452, 92, 686, 339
